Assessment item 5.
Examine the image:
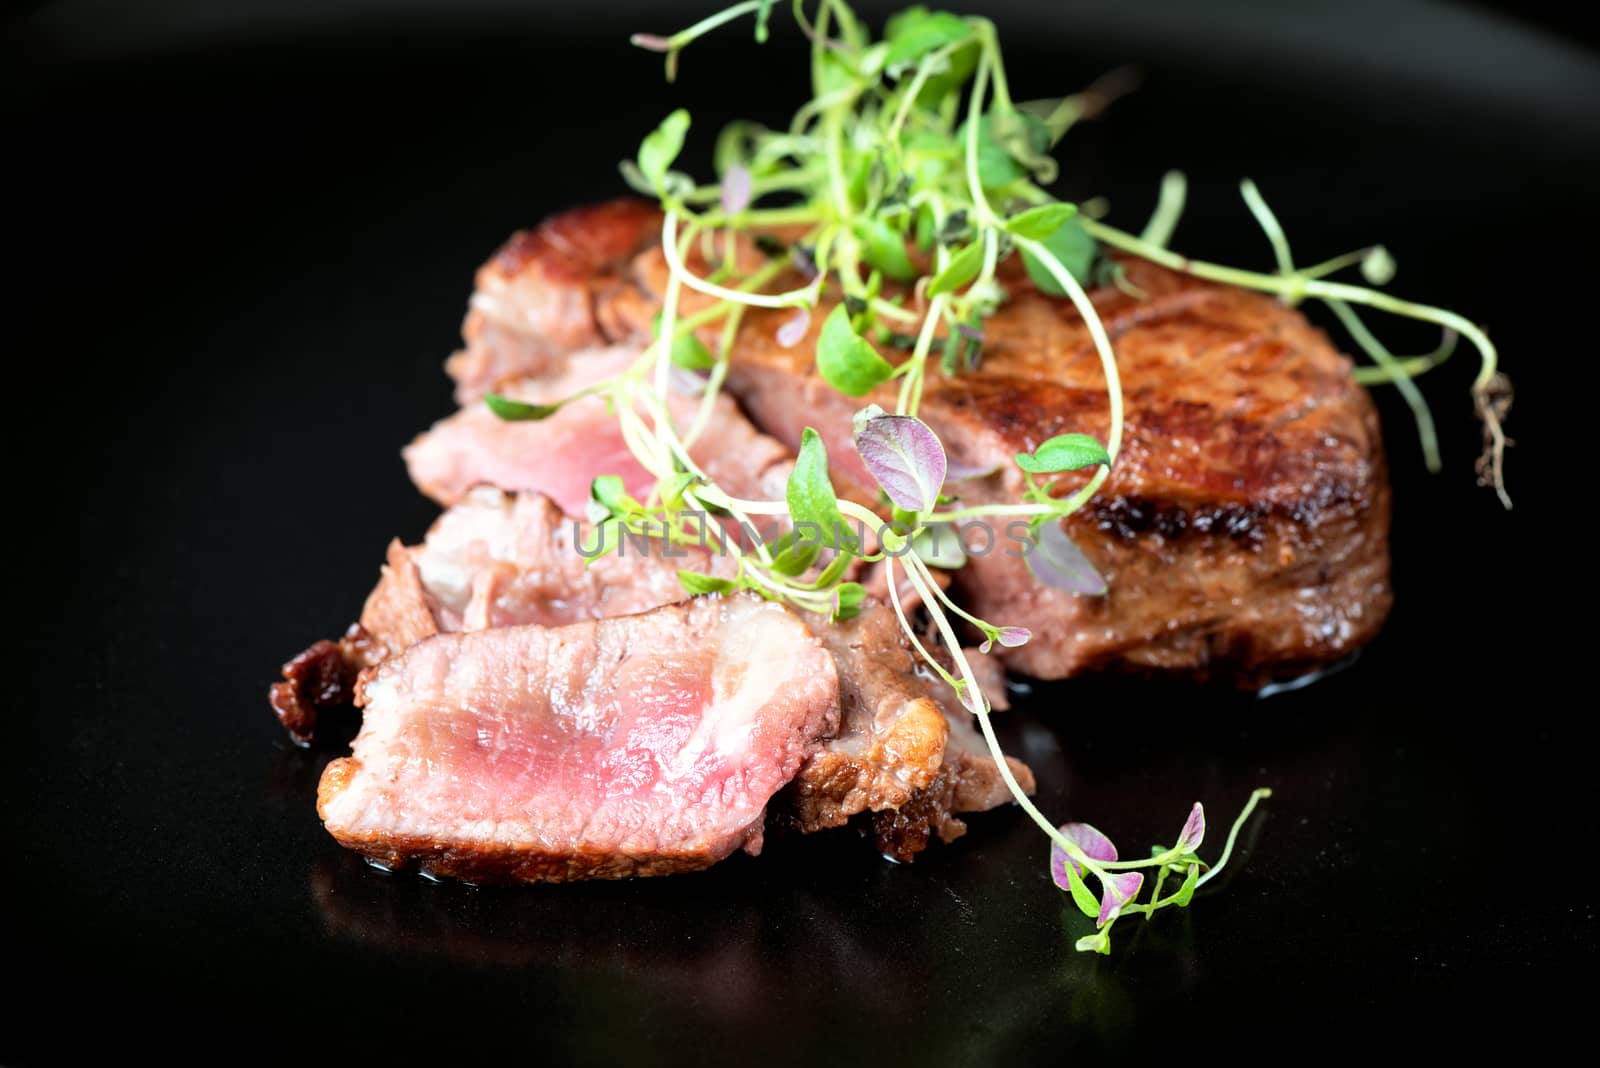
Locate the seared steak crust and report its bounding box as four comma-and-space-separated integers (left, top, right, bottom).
447, 199, 660, 404
268, 625, 381, 745
453, 199, 1392, 687
781, 604, 1035, 859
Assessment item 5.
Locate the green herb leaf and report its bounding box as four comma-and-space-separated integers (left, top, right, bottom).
1174, 863, 1201, 907
1021, 214, 1097, 294
817, 305, 894, 396
754, 0, 774, 42
914, 203, 938, 254
653, 312, 717, 370
1015, 433, 1110, 473
809, 551, 853, 589
845, 152, 875, 214
988, 108, 1056, 184
657, 471, 698, 509
887, 7, 979, 104
832, 581, 867, 621
968, 114, 1026, 188
940, 325, 961, 376
617, 159, 656, 197
579, 519, 622, 566
787, 428, 851, 551
1006, 202, 1078, 241
816, 48, 858, 98
591, 475, 630, 515
677, 570, 737, 596
854, 217, 917, 282
638, 108, 691, 189
672, 331, 715, 370
963, 111, 1051, 189
927, 241, 984, 296
1060, 859, 1101, 920
765, 529, 820, 577
884, 8, 972, 69
1362, 245, 1396, 285
910, 525, 965, 568
1075, 930, 1111, 955
485, 393, 561, 421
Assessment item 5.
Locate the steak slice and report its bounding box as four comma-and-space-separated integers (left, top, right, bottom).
269, 488, 728, 744
318, 595, 839, 882
785, 603, 1034, 861
275, 487, 1030, 858
446, 199, 660, 404
399, 486, 732, 633
450, 199, 1392, 688
406, 345, 793, 513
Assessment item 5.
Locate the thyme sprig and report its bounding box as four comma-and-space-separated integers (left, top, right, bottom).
490, 1, 1503, 951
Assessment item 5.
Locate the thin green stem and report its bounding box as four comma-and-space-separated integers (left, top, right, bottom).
1327, 299, 1441, 472
1239, 178, 1296, 280
1012, 233, 1124, 461
1196, 788, 1272, 888
1139, 170, 1186, 249
655, 0, 765, 50
1084, 218, 1499, 392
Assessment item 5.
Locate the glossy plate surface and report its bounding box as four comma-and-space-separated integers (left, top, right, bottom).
8, 2, 1594, 1060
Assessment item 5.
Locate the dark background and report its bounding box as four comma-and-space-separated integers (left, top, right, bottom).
6, 2, 1596, 1062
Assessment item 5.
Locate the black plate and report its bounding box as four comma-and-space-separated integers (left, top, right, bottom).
8, 2, 1596, 1060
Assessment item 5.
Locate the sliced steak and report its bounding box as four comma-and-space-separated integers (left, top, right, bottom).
453, 199, 1391, 688
402, 486, 730, 633
407, 346, 793, 513
269, 488, 726, 744
319, 595, 839, 882
446, 199, 661, 404
783, 603, 1034, 860
275, 488, 1030, 858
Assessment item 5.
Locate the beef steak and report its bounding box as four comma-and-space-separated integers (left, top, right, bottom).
319, 595, 839, 882
455, 199, 1392, 688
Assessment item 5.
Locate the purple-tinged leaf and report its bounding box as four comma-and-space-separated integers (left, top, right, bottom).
1050, 821, 1117, 882
777, 307, 811, 348
979, 626, 1031, 654
629, 33, 673, 52
945, 458, 999, 481
1097, 871, 1144, 926
1026, 522, 1107, 596
721, 164, 752, 216
996, 626, 1030, 647
956, 322, 985, 343
853, 406, 947, 514
1175, 802, 1206, 854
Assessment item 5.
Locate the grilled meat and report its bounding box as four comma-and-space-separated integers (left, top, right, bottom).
453, 199, 1392, 687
